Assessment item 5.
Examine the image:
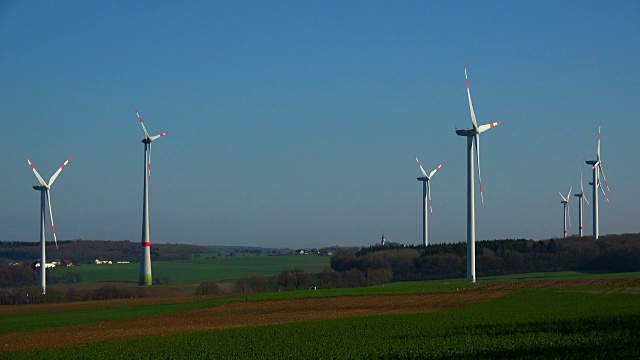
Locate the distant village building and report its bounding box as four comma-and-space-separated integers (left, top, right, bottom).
34, 262, 56, 268
62, 259, 74, 267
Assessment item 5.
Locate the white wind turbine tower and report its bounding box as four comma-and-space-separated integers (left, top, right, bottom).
414, 154, 443, 247
26, 157, 71, 295
135, 109, 168, 286
558, 187, 572, 238
455, 63, 501, 283
574, 168, 589, 237
585, 122, 611, 240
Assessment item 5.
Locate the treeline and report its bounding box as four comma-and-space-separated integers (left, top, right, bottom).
0, 240, 207, 265
330, 234, 640, 283
203, 265, 393, 296
0, 264, 82, 288
0, 285, 146, 305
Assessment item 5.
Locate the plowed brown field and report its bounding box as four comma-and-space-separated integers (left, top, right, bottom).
1, 278, 638, 354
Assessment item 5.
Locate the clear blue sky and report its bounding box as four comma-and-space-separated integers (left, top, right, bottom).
1, 1, 638, 248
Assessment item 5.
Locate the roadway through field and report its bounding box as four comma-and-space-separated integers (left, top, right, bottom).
0, 291, 509, 353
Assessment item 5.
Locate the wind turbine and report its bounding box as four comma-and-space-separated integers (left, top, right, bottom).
585, 122, 610, 240
455, 63, 501, 283
26, 156, 71, 295
559, 187, 572, 238
135, 108, 168, 286
414, 154, 443, 247
574, 168, 589, 237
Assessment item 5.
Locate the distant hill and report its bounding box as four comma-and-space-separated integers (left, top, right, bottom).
0, 240, 207, 265
331, 233, 640, 284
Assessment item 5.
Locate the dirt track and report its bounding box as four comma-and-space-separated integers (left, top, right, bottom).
1, 278, 638, 353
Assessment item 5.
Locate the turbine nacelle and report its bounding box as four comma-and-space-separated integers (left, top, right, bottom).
455, 128, 475, 137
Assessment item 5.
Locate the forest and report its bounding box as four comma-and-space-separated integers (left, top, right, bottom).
0, 239, 207, 265
329, 233, 640, 284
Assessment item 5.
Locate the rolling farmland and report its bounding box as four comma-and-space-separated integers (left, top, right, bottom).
1, 275, 639, 359
47, 254, 331, 284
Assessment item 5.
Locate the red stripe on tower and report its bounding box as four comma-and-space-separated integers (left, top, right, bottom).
142, 242, 151, 247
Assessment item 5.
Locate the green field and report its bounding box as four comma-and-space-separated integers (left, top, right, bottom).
48, 254, 330, 284
3, 279, 639, 359
481, 270, 640, 281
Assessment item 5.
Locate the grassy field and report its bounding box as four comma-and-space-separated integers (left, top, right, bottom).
3, 281, 639, 359
47, 254, 330, 284
481, 270, 640, 281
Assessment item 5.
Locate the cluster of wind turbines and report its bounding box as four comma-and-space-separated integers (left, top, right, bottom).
26, 110, 167, 294
560, 123, 611, 240
414, 63, 501, 283
413, 64, 611, 284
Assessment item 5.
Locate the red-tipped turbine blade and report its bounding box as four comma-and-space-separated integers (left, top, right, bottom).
147, 143, 152, 181
46, 190, 58, 249
474, 134, 484, 207
49, 157, 71, 186
135, 108, 151, 139
599, 164, 611, 194
150, 132, 168, 141
597, 121, 601, 161
465, 63, 479, 132
427, 180, 433, 216
414, 154, 428, 178
428, 162, 443, 179
26, 157, 47, 187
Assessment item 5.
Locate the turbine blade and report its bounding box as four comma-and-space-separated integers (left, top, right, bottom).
428, 162, 444, 179
48, 157, 71, 186
559, 192, 567, 202
598, 181, 610, 204
477, 122, 501, 134
567, 201, 571, 228
149, 132, 168, 142
580, 167, 589, 203
147, 143, 152, 181
474, 133, 484, 207
599, 163, 611, 194
597, 121, 601, 161
26, 157, 47, 187
427, 180, 433, 216
566, 186, 572, 201
46, 190, 58, 249
135, 108, 151, 139
465, 63, 479, 132
414, 154, 428, 178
